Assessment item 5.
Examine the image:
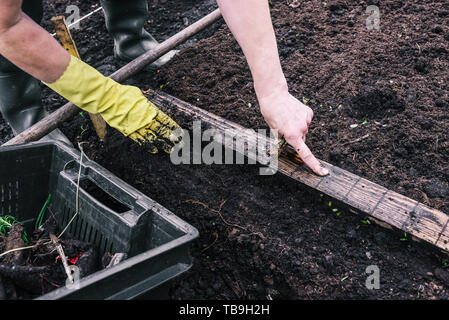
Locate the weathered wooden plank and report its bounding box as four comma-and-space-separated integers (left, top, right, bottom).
146, 89, 449, 251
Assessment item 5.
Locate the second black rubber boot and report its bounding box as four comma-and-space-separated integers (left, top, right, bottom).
0, 67, 72, 145
0, 0, 71, 145
100, 0, 178, 67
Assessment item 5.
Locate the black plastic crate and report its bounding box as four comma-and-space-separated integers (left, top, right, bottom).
0, 141, 198, 299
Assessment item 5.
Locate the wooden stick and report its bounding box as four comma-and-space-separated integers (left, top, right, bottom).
145, 88, 449, 252
2, 9, 222, 146
51, 15, 108, 140
50, 233, 74, 284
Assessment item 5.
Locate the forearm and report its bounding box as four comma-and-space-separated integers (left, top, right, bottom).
0, 3, 69, 83
216, 0, 287, 99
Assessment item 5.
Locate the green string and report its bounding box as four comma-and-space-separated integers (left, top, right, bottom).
35, 194, 51, 230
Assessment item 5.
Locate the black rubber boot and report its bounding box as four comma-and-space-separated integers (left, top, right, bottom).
0, 0, 71, 145
100, 0, 178, 67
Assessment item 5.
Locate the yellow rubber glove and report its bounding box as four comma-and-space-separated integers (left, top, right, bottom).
44, 55, 180, 153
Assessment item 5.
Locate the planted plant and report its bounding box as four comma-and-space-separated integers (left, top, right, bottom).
0, 215, 28, 244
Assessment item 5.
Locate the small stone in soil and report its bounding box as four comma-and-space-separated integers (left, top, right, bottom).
409, 167, 418, 177
263, 276, 274, 286
329, 148, 343, 162
394, 147, 408, 157
424, 178, 449, 198
445, 170, 449, 182
374, 232, 387, 245
346, 230, 357, 239
323, 255, 334, 268
435, 99, 447, 108
414, 60, 427, 73
432, 25, 444, 34
309, 266, 320, 275
434, 268, 449, 285
212, 282, 222, 291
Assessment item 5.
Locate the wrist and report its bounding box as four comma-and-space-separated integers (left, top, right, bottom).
254, 74, 288, 100
254, 75, 289, 106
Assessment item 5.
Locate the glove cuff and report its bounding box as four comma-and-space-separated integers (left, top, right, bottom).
44, 55, 158, 136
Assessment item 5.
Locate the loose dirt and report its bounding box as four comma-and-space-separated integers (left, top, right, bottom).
1, 0, 449, 299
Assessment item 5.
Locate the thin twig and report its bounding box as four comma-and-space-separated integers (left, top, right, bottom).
201, 232, 219, 253
185, 199, 247, 230
339, 134, 370, 147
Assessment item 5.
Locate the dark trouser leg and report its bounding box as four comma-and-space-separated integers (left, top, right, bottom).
100, 0, 177, 67
0, 0, 71, 145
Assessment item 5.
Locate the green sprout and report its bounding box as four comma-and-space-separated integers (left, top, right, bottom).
35, 194, 51, 230
327, 201, 342, 217
80, 125, 87, 136
0, 215, 16, 235
341, 275, 349, 282
442, 259, 448, 268
400, 232, 408, 241
361, 219, 371, 225
0, 215, 28, 244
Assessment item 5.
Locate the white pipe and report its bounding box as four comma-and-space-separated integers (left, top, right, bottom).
51, 6, 103, 37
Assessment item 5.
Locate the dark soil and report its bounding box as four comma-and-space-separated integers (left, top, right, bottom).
1, 0, 449, 299
146, 0, 449, 213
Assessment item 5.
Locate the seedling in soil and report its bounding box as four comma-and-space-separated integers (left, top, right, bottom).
442, 259, 448, 268
326, 200, 342, 217
361, 219, 371, 226
302, 97, 310, 105
80, 125, 87, 136
0, 215, 28, 244
0, 216, 14, 235
400, 232, 408, 241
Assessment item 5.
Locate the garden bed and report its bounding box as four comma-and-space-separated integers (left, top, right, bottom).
1, 0, 449, 299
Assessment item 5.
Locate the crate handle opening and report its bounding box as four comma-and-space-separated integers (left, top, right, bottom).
78, 178, 131, 214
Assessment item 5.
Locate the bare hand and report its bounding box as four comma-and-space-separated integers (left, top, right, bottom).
259, 89, 329, 176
